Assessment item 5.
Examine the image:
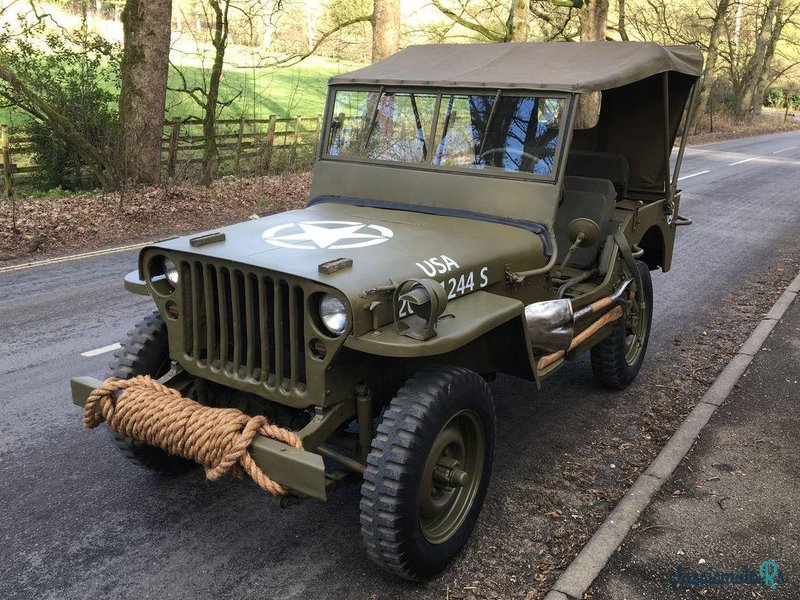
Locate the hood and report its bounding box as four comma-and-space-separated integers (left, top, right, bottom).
147, 202, 547, 300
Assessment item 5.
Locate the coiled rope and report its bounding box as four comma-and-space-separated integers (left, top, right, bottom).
84, 376, 303, 496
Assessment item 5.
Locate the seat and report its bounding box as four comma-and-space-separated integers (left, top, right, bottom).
565, 150, 630, 200
555, 176, 617, 269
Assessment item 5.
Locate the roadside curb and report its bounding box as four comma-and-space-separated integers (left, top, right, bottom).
542, 269, 800, 600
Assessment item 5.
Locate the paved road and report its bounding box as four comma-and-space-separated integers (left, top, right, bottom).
590, 295, 800, 599
2, 131, 800, 599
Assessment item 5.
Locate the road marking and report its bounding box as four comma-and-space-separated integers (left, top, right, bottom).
81, 343, 122, 358
772, 146, 797, 154
678, 170, 711, 181
0, 242, 150, 275
728, 157, 758, 166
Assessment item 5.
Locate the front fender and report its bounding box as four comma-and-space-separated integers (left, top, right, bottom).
344, 290, 524, 358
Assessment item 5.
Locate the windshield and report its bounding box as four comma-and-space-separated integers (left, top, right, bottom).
325, 89, 567, 179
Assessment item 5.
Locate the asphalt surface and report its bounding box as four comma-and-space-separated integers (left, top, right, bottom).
2, 130, 800, 599
590, 295, 800, 599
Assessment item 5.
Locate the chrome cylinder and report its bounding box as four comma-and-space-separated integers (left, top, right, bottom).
524, 299, 574, 354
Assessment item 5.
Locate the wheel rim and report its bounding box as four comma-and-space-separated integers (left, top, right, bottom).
418, 409, 485, 545
623, 280, 650, 366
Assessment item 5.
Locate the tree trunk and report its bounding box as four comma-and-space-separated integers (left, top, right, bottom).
576, 0, 609, 128
119, 0, 172, 185
579, 0, 609, 42
693, 0, 731, 133
506, 0, 529, 42
752, 6, 785, 116
618, 0, 629, 41
371, 0, 400, 63
201, 0, 230, 186
737, 0, 781, 119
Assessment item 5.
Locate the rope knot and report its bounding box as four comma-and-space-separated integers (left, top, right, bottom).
84, 376, 303, 496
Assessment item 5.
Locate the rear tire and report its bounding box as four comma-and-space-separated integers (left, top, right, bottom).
360, 366, 495, 581
590, 260, 653, 389
107, 311, 196, 475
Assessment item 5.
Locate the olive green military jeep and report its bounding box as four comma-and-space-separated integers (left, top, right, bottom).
72, 42, 703, 580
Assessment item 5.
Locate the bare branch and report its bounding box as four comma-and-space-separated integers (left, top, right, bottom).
263, 14, 373, 68
431, 0, 504, 41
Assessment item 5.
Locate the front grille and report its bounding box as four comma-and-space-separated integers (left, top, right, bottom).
181, 261, 307, 391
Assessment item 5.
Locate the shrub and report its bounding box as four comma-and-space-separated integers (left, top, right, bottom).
1, 23, 121, 190
766, 87, 784, 108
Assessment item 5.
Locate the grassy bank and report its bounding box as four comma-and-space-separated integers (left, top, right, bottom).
0, 55, 355, 128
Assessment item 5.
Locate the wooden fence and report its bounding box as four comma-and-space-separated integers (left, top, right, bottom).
163, 115, 324, 177
1, 125, 40, 197
0, 115, 324, 190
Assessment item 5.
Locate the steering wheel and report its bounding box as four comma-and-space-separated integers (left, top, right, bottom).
477, 147, 539, 165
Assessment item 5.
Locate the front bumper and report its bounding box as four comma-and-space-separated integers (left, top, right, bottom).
71, 376, 328, 500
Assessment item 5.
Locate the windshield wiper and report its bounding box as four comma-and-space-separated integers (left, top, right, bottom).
363, 86, 386, 150
477, 89, 503, 159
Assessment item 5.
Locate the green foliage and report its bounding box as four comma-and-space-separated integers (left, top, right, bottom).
0, 21, 121, 189
766, 87, 784, 108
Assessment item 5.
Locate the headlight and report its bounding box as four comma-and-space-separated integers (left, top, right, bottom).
164, 258, 179, 286
319, 294, 348, 335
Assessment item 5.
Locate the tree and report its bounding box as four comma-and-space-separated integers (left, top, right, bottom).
372, 0, 400, 61
693, 0, 732, 132
578, 0, 609, 41
0, 6, 118, 188
170, 0, 236, 185
119, 0, 172, 185
737, 0, 782, 118
751, 1, 799, 115
508, 0, 530, 41
575, 0, 609, 127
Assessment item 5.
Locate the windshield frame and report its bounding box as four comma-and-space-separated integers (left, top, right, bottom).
320, 85, 575, 184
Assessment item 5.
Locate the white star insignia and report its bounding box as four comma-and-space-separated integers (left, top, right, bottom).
262, 221, 394, 250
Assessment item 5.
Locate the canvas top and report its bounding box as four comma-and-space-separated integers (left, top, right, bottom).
329, 42, 703, 93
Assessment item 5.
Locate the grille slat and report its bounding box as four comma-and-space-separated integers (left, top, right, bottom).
289, 286, 299, 388
273, 282, 284, 389
216, 269, 228, 373
183, 261, 307, 392
258, 277, 269, 382
191, 263, 202, 362
203, 265, 215, 365
231, 270, 242, 375
245, 274, 256, 376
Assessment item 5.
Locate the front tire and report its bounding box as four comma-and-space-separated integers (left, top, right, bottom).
360, 366, 496, 581
107, 311, 196, 475
590, 260, 653, 389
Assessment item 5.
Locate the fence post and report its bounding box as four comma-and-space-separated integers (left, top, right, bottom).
263, 114, 277, 174
784, 101, 790, 123
2, 125, 17, 231
2, 125, 13, 195
709, 97, 714, 133
167, 119, 181, 178
291, 116, 302, 164
234, 116, 245, 174
313, 115, 322, 154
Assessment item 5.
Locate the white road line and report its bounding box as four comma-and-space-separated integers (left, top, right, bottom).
772, 146, 797, 154
728, 157, 758, 166
0, 241, 150, 275
678, 170, 711, 181
81, 343, 122, 358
